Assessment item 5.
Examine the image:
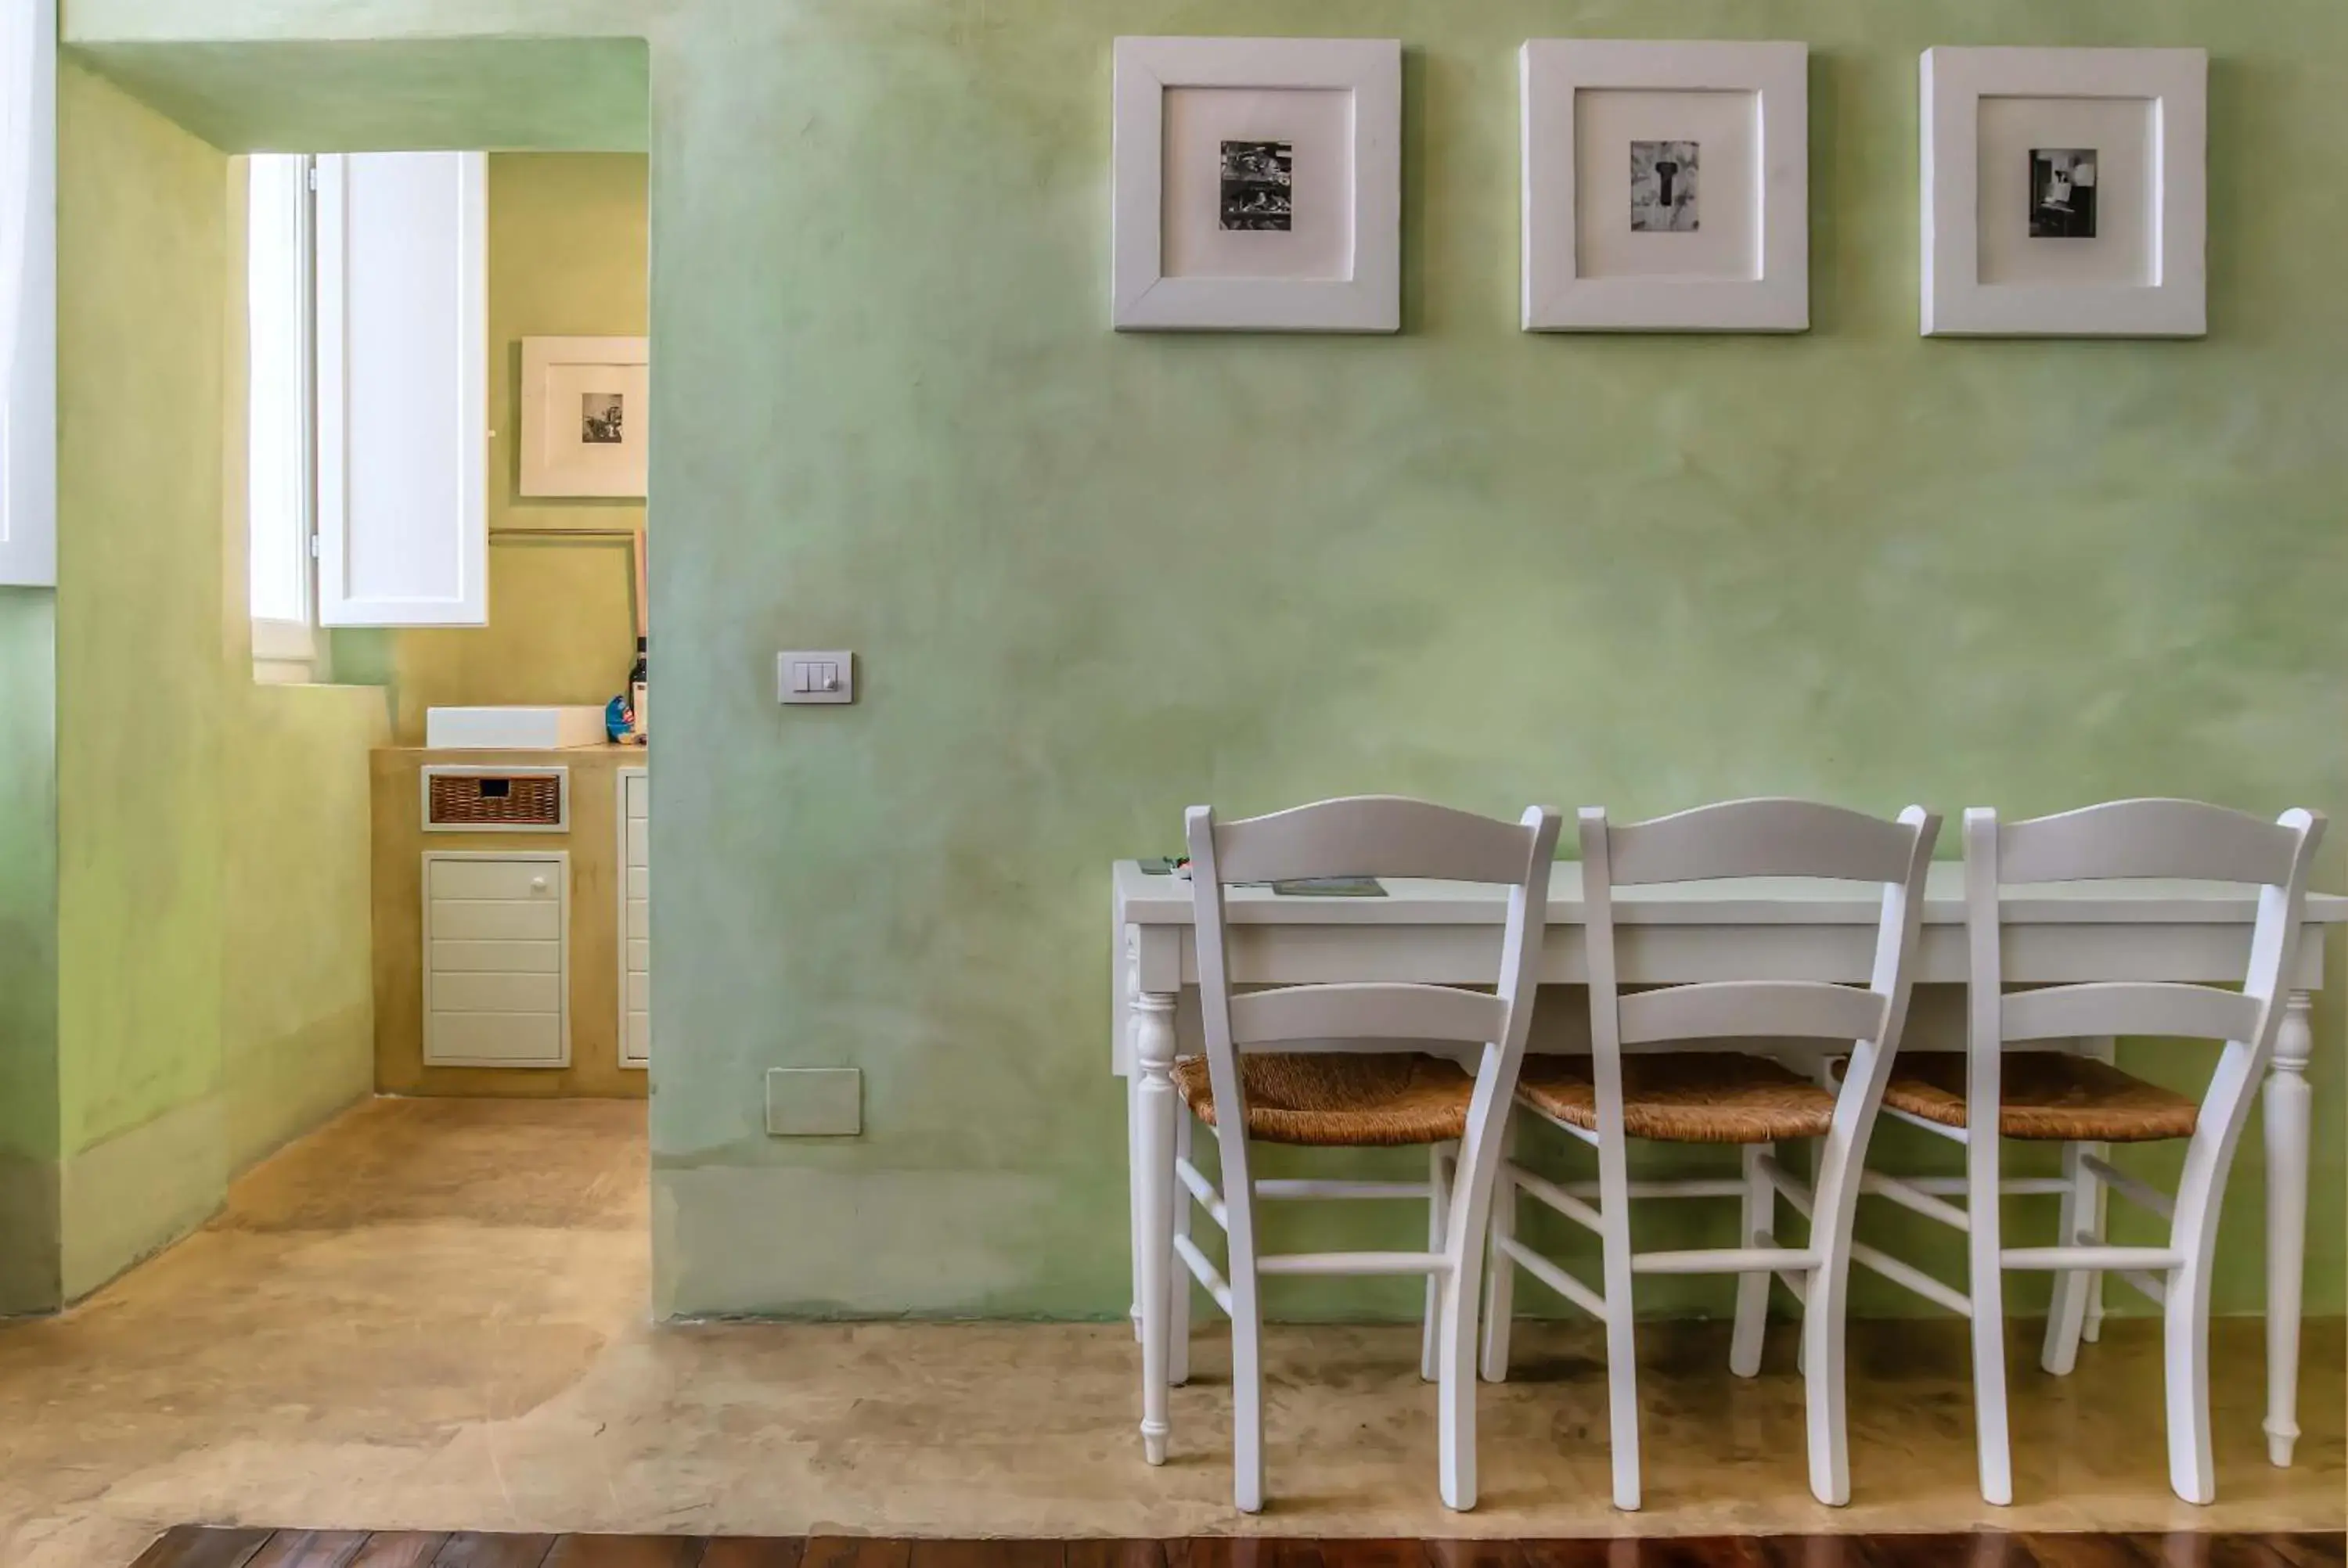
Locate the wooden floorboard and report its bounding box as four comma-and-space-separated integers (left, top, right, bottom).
130, 1527, 279, 1568
543, 1535, 714, 1567
341, 1535, 454, 1568
127, 1534, 2348, 1568
246, 1531, 376, 1568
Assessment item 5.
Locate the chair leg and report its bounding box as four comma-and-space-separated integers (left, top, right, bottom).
2049, 1036, 2116, 1365
1595, 1181, 1641, 1512
2082, 1199, 2109, 1345
1731, 1142, 1774, 1378
1795, 1125, 1824, 1379
1422, 1140, 1453, 1383
1603, 1286, 1641, 1510
1968, 1135, 2013, 1507
1230, 1293, 1265, 1512
1169, 1112, 1193, 1388
2165, 1259, 2216, 1505
2043, 1139, 2098, 1376
1480, 1160, 1518, 1384
1437, 1214, 1485, 1510
1801, 1254, 1851, 1507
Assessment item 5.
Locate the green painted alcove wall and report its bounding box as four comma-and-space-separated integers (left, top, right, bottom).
0, 58, 394, 1310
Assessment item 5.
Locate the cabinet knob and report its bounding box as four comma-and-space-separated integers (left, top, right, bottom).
531, 876, 549, 892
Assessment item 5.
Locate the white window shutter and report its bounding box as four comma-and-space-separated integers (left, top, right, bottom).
0, 0, 56, 588
315, 151, 488, 626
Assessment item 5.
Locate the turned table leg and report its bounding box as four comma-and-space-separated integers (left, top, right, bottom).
2263, 991, 2314, 1468
1132, 986, 1178, 1466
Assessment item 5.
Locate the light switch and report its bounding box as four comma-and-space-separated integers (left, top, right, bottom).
777, 651, 855, 705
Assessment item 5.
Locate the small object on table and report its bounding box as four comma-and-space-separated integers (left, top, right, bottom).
1271, 876, 1385, 897
1133, 861, 1381, 895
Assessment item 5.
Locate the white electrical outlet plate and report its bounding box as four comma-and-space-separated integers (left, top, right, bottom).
765, 1067, 862, 1136
777, 651, 855, 705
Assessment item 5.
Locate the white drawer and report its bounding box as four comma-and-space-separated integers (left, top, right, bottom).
625, 970, 650, 1014
627, 865, 649, 902
433, 971, 563, 1014
625, 897, 648, 943
623, 771, 650, 819
428, 897, 561, 942
429, 1012, 564, 1065
625, 818, 649, 869
431, 939, 562, 974
621, 1009, 650, 1066
430, 858, 560, 901
626, 938, 650, 974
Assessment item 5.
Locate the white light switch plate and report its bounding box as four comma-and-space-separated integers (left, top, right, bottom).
777, 651, 855, 704
765, 1067, 862, 1136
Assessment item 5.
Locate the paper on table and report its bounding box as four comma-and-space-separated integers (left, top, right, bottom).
1270, 877, 1385, 897
1133, 861, 1385, 896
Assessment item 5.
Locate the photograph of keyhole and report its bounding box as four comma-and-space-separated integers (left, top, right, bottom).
1630, 138, 1701, 232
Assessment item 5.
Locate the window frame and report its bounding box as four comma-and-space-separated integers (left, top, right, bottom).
247, 152, 319, 681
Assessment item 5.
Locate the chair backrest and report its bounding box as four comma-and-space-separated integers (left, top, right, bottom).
1964, 800, 2325, 1245
1579, 798, 1940, 1227
1185, 797, 1562, 1256
1187, 796, 1561, 1059
1969, 800, 2324, 1040
1582, 797, 1941, 1059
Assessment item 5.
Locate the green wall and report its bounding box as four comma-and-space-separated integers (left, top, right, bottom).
55, 56, 234, 1296
53, 0, 2348, 1323
0, 587, 59, 1314
639, 0, 2346, 1319
24, 60, 391, 1306
337, 151, 648, 743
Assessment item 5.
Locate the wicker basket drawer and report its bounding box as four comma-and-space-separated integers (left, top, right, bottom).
422, 766, 569, 832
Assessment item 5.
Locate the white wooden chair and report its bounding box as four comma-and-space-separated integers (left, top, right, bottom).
1850, 800, 2325, 1506
1164, 796, 1561, 1512
1478, 799, 1939, 1511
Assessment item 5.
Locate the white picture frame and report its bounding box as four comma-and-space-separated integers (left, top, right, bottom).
1921, 47, 2206, 338
1520, 39, 1809, 333
1111, 35, 1400, 333
519, 334, 650, 497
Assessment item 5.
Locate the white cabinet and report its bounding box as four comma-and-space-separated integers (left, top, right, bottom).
619, 767, 650, 1069
423, 851, 569, 1067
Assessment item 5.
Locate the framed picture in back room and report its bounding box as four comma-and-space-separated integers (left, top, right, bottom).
1519, 38, 1810, 333
1920, 47, 2206, 337
520, 335, 650, 497
1111, 35, 1400, 333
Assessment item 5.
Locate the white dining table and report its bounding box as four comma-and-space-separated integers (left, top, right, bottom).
1111, 858, 2346, 1473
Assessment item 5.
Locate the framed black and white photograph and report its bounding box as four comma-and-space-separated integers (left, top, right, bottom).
1111, 36, 1399, 333
520, 336, 650, 498
1629, 140, 1700, 232
2028, 148, 2097, 239
1219, 140, 1294, 230
1921, 48, 2206, 336
1520, 40, 1809, 333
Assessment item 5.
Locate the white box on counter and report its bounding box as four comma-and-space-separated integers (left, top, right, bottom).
424, 705, 610, 750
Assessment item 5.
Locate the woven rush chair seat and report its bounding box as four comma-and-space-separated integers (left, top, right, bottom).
1169, 1052, 1475, 1147
1884, 1052, 2199, 1142
1517, 1052, 1836, 1145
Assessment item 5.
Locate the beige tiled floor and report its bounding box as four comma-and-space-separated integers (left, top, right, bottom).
0, 1099, 2338, 1567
